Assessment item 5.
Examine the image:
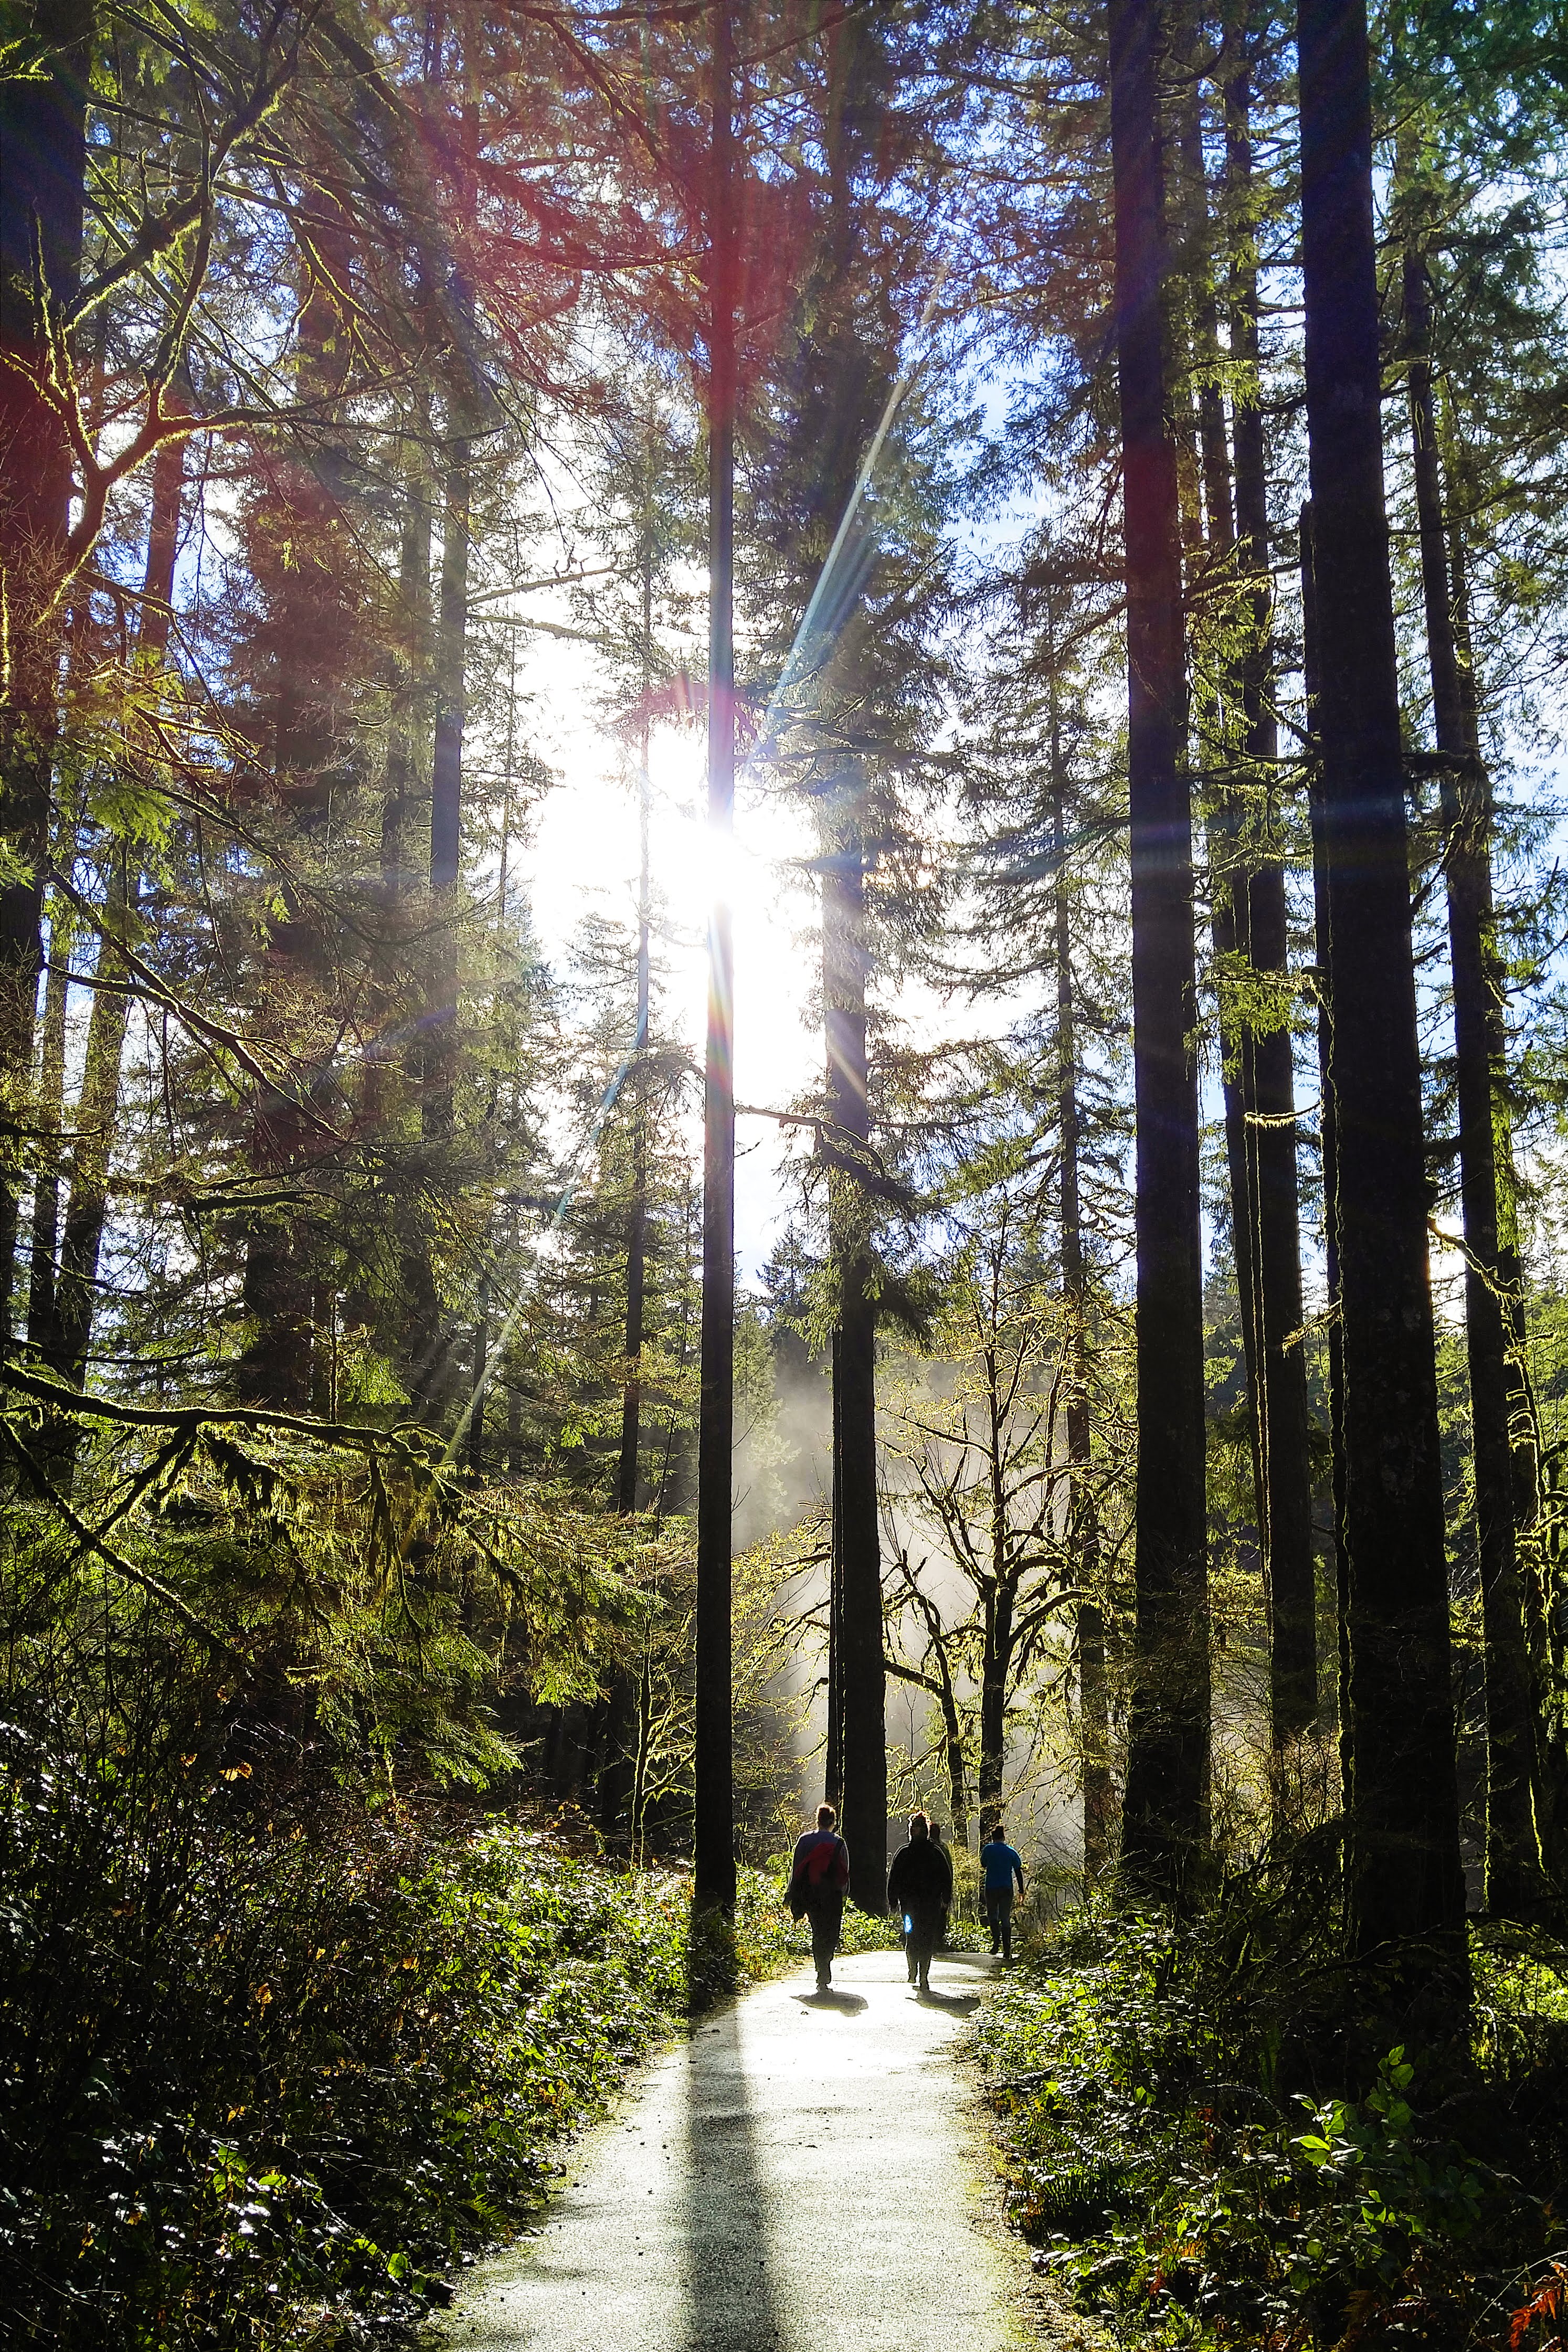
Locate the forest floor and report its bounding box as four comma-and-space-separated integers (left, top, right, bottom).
428, 1946, 1044, 2351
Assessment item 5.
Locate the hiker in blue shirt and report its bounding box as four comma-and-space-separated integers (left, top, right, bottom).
979, 1821, 1025, 1961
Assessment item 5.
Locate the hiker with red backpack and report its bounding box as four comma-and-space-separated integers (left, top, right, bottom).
787, 1803, 851, 1991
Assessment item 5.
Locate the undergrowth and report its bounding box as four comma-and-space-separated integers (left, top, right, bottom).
0, 1727, 873, 2351
978, 1883, 1568, 2352
735, 1872, 908, 1966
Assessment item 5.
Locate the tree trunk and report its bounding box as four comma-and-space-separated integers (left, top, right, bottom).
1217, 56, 1319, 1748
50, 407, 188, 1415
1468, 556, 1540, 1572
693, 0, 737, 1913
22, 355, 128, 1369
467, 1274, 490, 1471
978, 1531, 1014, 1823
52, 854, 134, 1393
617, 785, 652, 1517
825, 1327, 845, 1808
1053, 718, 1116, 1881
1196, 423, 1268, 1580
1449, 516, 1568, 1880
1174, 67, 1256, 1505
25, 926, 69, 1359
376, 425, 442, 1393
603, 712, 653, 1837
404, 410, 471, 1422
823, 778, 886, 1910
136, 409, 188, 663
423, 418, 470, 1144
937, 1661, 969, 1852
1178, 45, 1318, 1758
1299, 504, 1352, 1800
0, 0, 94, 1345
238, 204, 357, 1413
1297, 0, 1466, 1979
1403, 247, 1544, 1917
810, 0, 887, 1908
377, 409, 432, 1075
1109, 0, 1211, 1902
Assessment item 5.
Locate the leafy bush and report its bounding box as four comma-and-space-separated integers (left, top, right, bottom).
732, 1869, 924, 1972
0, 1728, 832, 2351
978, 1897, 1559, 2352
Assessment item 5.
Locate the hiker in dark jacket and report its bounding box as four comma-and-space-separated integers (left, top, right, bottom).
789, 1803, 851, 1990
886, 1813, 953, 1992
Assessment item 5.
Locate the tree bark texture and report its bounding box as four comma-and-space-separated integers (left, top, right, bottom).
1109, 0, 1211, 1901
136, 406, 188, 663
1300, 504, 1352, 1800
377, 433, 442, 1392
380, 430, 432, 939
422, 421, 470, 1143
1223, 55, 1318, 1745
823, 776, 886, 1910
1449, 515, 1568, 1882
25, 929, 68, 1359
616, 662, 654, 1516
602, 728, 653, 1836
978, 1522, 1014, 1820
0, 0, 94, 1344
1404, 249, 1544, 1916
694, 0, 737, 1912
825, 1328, 845, 1808
1297, 0, 1466, 1968
1053, 739, 1116, 1882
52, 855, 133, 1393
403, 416, 471, 1422
47, 412, 187, 1421
238, 211, 357, 1413
1176, 61, 1265, 1578
809, 0, 887, 1905
1180, 45, 1316, 1753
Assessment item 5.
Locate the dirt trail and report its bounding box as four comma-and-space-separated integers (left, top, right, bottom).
433, 1946, 1036, 2350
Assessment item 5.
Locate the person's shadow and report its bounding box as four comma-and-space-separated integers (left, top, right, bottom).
792, 1987, 868, 2014
915, 1986, 981, 2015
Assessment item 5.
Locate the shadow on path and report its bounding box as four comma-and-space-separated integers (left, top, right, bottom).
441, 1952, 1025, 2352
915, 1987, 980, 2016
682, 2000, 787, 2349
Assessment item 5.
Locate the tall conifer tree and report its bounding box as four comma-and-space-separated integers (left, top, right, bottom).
1109, 0, 1211, 1898
1297, 0, 1465, 1977
694, 0, 738, 1913
0, 0, 93, 1344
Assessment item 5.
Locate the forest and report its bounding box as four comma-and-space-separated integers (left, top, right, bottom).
5, 0, 1568, 2341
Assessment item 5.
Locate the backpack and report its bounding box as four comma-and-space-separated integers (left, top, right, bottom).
785, 1832, 840, 1917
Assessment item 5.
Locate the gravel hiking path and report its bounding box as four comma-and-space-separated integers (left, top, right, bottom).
431, 1944, 1036, 2351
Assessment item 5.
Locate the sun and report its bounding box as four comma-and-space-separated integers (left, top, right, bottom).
521, 711, 825, 1278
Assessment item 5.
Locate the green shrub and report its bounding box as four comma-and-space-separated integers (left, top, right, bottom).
0, 1730, 845, 2351
733, 1868, 907, 1975
977, 1901, 1553, 2352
